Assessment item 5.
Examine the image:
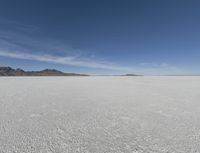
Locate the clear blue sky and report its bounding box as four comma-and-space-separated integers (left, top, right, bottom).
0, 0, 200, 75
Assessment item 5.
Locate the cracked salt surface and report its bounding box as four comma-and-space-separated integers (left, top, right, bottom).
0, 76, 200, 153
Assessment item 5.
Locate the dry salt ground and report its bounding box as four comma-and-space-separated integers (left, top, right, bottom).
0, 76, 200, 153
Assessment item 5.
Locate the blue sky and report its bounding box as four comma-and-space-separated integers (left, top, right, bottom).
0, 0, 200, 75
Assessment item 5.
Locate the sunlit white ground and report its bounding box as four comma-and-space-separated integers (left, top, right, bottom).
0, 76, 200, 153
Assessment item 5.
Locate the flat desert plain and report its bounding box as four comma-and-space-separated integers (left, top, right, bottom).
0, 76, 200, 153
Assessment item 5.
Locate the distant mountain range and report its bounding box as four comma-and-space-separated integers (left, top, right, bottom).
0, 67, 89, 76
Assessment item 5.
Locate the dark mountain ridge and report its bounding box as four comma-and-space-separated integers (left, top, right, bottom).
0, 67, 89, 76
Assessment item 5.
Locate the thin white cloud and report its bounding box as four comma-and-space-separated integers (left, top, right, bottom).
0, 50, 130, 71
0, 21, 183, 75
0, 48, 185, 75
0, 49, 184, 75
0, 18, 39, 32
0, 29, 131, 71
137, 62, 183, 75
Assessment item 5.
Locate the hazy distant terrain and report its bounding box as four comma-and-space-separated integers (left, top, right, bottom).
1, 77, 200, 153
0, 67, 88, 76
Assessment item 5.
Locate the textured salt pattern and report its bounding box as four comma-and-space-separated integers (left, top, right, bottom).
0, 76, 200, 153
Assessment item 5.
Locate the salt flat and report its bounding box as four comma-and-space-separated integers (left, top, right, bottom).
0, 76, 200, 153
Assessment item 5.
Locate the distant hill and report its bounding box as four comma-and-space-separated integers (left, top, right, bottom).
0, 67, 89, 76
123, 74, 143, 76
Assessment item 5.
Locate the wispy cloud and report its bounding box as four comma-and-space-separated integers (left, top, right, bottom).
0, 31, 129, 71
0, 48, 183, 75
0, 18, 39, 32
0, 19, 184, 75
136, 62, 183, 75
0, 50, 129, 70
0, 23, 131, 71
